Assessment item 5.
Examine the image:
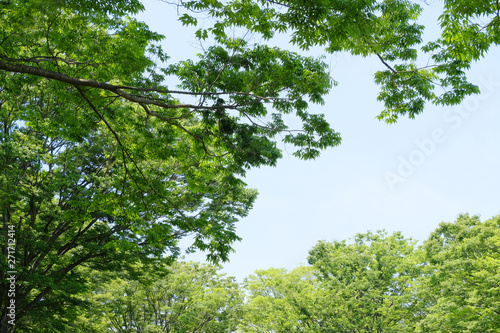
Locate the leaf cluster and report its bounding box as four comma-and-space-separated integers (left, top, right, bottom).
173, 0, 497, 122
28, 214, 500, 332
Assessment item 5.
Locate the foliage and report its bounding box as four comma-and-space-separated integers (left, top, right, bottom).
24, 214, 497, 332
241, 266, 322, 332
416, 214, 500, 332
1, 0, 499, 330
74, 261, 243, 332
239, 217, 500, 332
171, 0, 500, 122
238, 232, 425, 332
0, 0, 339, 166
0, 87, 254, 330
0, 0, 337, 329
307, 231, 423, 332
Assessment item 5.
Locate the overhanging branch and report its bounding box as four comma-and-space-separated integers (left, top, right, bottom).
0, 59, 291, 110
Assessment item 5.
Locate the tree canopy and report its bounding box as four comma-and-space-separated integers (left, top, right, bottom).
242, 266, 322, 332
0, 0, 336, 328
416, 214, 500, 332
75, 261, 243, 333
171, 0, 500, 122
60, 215, 500, 332
1, 0, 499, 330
307, 231, 423, 332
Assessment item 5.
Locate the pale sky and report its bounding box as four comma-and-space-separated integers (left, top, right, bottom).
136, 0, 500, 282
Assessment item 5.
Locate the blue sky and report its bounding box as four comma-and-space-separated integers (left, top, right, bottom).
137, 0, 500, 282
